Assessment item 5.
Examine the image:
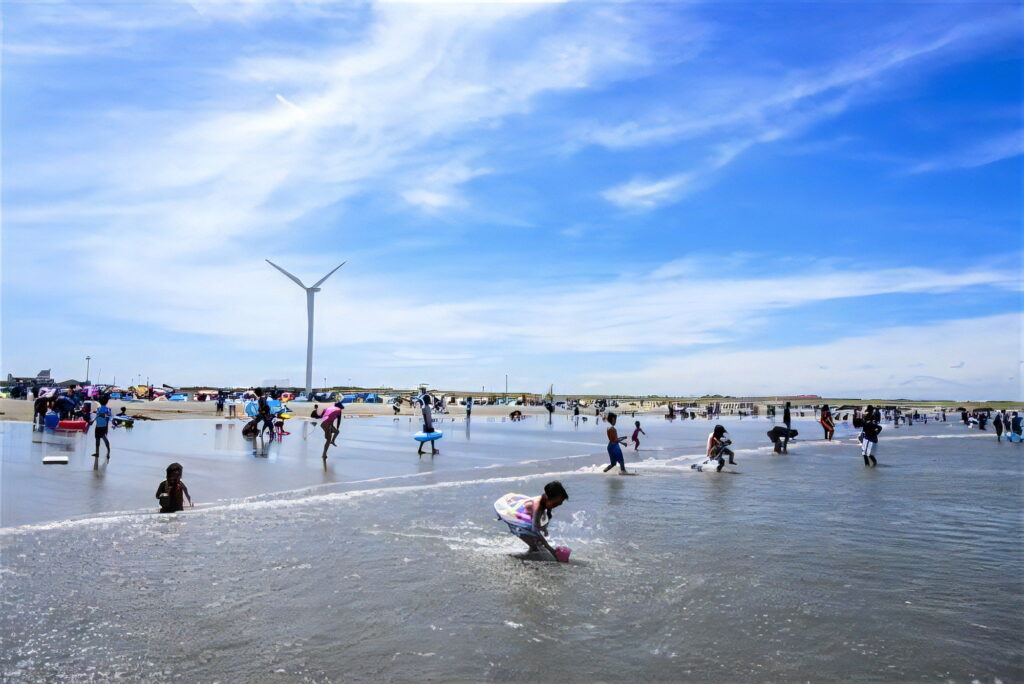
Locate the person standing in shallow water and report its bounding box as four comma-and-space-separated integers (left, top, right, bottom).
91, 395, 113, 460
783, 401, 792, 450
993, 412, 1004, 441
859, 414, 881, 467
602, 412, 629, 474
819, 404, 835, 441
418, 394, 439, 456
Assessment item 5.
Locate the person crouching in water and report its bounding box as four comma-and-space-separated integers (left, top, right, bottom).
859, 417, 882, 467
513, 481, 568, 558
156, 463, 193, 513
603, 412, 629, 474
707, 424, 735, 471
767, 425, 794, 454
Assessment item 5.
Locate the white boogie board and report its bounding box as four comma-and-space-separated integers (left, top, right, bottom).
690, 457, 738, 473
43, 455, 70, 465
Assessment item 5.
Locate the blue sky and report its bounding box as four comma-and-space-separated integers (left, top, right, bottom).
2, 0, 1021, 400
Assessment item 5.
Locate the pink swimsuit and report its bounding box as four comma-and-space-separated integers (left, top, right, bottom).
320, 406, 341, 426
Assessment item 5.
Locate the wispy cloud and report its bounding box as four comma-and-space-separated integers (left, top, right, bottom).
601, 173, 694, 210
5, 1, 656, 299
594, 11, 1019, 210
908, 130, 1024, 173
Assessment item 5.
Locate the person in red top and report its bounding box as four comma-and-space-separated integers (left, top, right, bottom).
320, 402, 344, 460
631, 420, 646, 451
819, 404, 835, 441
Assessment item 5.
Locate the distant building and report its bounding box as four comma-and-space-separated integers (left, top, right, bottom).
6, 369, 52, 385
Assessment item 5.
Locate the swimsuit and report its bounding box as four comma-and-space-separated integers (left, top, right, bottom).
320, 407, 341, 426
607, 441, 625, 467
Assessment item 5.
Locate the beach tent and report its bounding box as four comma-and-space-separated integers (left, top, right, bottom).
341, 394, 358, 403
364, 393, 379, 403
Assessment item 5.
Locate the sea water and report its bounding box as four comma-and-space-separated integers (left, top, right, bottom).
1, 416, 1020, 681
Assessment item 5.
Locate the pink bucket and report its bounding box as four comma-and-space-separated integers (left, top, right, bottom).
554, 546, 571, 563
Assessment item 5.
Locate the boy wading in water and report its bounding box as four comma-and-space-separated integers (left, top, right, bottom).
91, 395, 113, 459
156, 463, 193, 513
859, 416, 882, 466
418, 394, 439, 456
603, 412, 629, 474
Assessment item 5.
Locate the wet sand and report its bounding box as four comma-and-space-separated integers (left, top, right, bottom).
2, 416, 1020, 682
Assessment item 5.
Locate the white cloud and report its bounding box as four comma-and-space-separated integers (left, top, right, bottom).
601, 173, 693, 209
64, 255, 1015, 360
400, 160, 491, 211
4, 0, 657, 329
587, 313, 1022, 401
908, 130, 1024, 174
401, 189, 457, 209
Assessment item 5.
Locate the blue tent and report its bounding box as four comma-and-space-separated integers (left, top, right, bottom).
341, 394, 358, 403
364, 393, 379, 403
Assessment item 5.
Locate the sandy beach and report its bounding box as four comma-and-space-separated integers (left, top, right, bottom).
0, 397, 663, 423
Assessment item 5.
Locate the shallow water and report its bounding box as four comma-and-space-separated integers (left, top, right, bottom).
2, 416, 1021, 682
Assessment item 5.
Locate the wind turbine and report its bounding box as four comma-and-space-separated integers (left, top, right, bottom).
266, 259, 346, 400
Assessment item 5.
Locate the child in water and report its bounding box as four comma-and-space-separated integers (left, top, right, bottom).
156, 463, 193, 513
859, 418, 882, 466
510, 481, 568, 558
819, 404, 835, 441
603, 412, 629, 474
91, 395, 113, 459
320, 402, 343, 460
706, 424, 736, 471
631, 420, 646, 451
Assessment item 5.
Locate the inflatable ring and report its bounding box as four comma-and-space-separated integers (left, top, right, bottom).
413, 431, 443, 442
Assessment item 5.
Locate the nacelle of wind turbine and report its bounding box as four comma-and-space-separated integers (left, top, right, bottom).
266, 259, 346, 399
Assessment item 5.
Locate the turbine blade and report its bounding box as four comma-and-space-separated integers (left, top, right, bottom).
311, 260, 346, 288
266, 259, 307, 288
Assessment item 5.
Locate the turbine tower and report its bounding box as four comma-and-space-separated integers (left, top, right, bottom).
266, 259, 346, 399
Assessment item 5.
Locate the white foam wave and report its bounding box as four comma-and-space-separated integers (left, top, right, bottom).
0, 467, 590, 537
